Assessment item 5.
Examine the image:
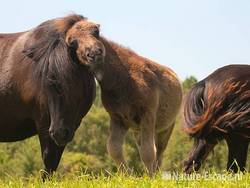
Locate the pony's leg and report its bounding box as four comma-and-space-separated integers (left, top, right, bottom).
38, 134, 65, 180
155, 122, 175, 169
133, 131, 141, 150
107, 116, 128, 171
139, 113, 157, 176
226, 135, 249, 172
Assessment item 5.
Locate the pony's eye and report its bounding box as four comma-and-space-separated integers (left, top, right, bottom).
91, 27, 100, 38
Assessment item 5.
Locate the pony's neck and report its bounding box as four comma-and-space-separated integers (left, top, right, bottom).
97, 38, 131, 91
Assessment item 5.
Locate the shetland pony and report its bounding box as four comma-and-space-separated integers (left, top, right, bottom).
0, 14, 105, 175
183, 65, 250, 173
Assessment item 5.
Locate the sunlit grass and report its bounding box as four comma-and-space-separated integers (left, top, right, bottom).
0, 172, 249, 188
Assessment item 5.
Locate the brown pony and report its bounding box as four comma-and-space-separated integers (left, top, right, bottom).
0, 14, 105, 176
85, 37, 182, 175
183, 65, 250, 173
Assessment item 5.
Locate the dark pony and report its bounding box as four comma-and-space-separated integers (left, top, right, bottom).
183, 64, 250, 173
0, 14, 105, 177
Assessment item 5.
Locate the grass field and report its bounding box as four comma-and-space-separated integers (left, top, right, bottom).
0, 172, 249, 188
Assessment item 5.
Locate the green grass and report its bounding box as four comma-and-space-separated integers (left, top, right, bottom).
0, 172, 249, 188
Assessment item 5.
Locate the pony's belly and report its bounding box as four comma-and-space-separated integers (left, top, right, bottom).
0, 118, 37, 142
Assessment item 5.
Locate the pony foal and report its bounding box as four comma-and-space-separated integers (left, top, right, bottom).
85, 37, 182, 176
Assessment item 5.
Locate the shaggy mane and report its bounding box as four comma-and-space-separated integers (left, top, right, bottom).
22, 14, 89, 105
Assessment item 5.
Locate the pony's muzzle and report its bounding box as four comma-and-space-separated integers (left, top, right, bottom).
49, 127, 73, 146
85, 46, 104, 65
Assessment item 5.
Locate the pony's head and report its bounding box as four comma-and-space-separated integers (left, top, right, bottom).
23, 15, 98, 146
183, 135, 218, 174
65, 20, 105, 76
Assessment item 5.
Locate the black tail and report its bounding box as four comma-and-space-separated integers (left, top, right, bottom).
183, 80, 206, 134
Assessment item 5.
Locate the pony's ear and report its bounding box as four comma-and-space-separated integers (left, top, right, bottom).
65, 35, 79, 64
67, 36, 78, 50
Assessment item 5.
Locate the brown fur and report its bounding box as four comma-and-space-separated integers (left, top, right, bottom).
92, 38, 182, 175
0, 14, 105, 177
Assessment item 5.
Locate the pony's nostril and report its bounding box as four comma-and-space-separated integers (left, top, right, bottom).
61, 128, 70, 140
49, 129, 53, 136
85, 48, 91, 58
85, 47, 104, 64
86, 51, 94, 59
86, 52, 90, 58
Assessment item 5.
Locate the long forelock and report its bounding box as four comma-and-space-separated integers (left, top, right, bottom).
31, 39, 80, 103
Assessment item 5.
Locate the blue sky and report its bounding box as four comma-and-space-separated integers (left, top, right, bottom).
0, 0, 249, 80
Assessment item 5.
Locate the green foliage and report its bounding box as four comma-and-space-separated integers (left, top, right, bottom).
60, 152, 107, 174
0, 77, 248, 178
162, 116, 193, 171
0, 137, 42, 177
182, 76, 198, 93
